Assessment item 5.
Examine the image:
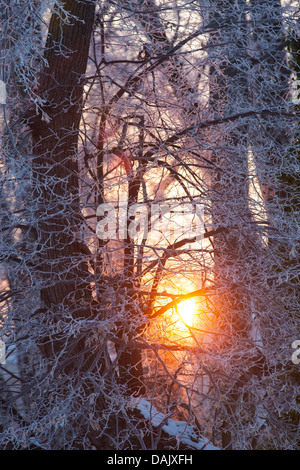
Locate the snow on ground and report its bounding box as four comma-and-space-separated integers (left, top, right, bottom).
130, 398, 219, 450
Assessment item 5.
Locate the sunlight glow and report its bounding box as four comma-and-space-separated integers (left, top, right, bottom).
176, 298, 195, 328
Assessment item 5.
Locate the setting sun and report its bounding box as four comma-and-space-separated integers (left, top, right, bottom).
176, 298, 195, 327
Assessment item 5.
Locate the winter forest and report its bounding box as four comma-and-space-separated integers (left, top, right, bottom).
0, 0, 299, 451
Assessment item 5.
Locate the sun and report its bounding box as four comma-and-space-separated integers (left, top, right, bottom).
176, 298, 195, 327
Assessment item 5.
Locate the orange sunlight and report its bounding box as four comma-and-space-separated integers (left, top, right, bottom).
176, 298, 196, 329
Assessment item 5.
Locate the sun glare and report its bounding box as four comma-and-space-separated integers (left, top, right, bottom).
176, 298, 195, 327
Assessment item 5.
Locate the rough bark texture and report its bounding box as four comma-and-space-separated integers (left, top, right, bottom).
31, 0, 95, 311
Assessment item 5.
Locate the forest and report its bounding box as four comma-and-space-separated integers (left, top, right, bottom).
0, 0, 299, 450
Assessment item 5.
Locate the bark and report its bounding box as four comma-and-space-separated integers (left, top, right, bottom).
249, 0, 292, 227
31, 0, 95, 312
207, 0, 264, 448
29, 0, 106, 424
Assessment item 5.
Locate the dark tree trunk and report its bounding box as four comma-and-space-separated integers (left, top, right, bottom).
207, 0, 263, 448
30, 0, 101, 383
31, 0, 95, 312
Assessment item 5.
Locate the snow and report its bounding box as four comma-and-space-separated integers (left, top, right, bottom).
130, 398, 219, 450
